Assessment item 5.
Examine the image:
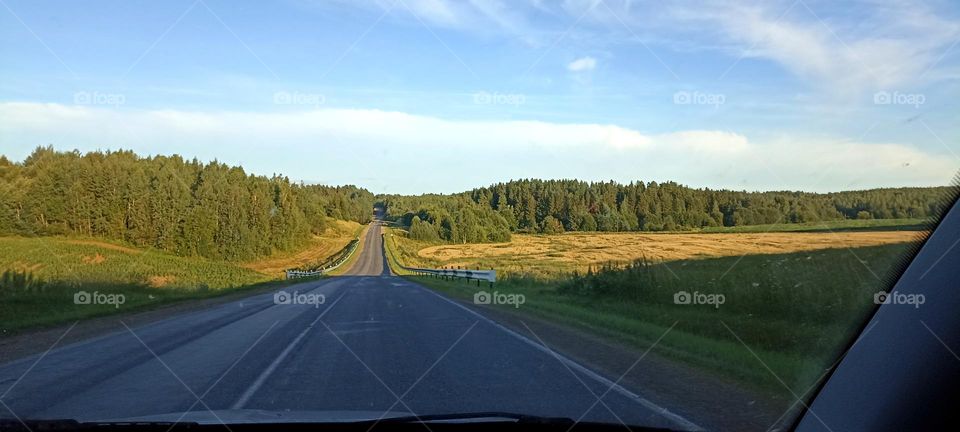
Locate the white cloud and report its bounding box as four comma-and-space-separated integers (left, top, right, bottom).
0, 102, 953, 194
654, 0, 960, 92
325, 0, 541, 43
567, 56, 597, 72
325, 0, 959, 92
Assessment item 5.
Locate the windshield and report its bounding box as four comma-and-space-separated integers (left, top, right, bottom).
1, 1, 958, 430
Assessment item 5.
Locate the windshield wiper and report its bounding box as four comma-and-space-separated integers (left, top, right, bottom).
364, 411, 680, 431
369, 411, 563, 423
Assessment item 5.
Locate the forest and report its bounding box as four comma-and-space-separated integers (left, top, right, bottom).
2, 148, 953, 253
0, 147, 375, 260
383, 179, 954, 242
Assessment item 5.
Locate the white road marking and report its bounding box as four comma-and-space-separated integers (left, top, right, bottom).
230, 283, 348, 409
411, 281, 704, 432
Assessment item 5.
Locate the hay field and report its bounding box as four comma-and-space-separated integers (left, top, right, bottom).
402, 230, 925, 275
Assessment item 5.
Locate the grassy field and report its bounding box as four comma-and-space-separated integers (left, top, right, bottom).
699, 217, 929, 233
242, 219, 362, 276
383, 221, 926, 394
389, 223, 926, 277
0, 234, 342, 334
1, 236, 272, 289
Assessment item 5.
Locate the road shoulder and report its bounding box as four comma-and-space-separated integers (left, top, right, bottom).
405, 277, 792, 431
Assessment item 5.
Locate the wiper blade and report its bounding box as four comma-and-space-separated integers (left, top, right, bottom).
364, 412, 680, 431
370, 411, 569, 424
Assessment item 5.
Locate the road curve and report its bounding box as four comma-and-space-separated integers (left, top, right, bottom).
0, 220, 698, 430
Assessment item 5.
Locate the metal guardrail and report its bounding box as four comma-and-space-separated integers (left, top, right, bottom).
285, 269, 322, 279
407, 267, 497, 283
382, 232, 497, 286
284, 237, 360, 279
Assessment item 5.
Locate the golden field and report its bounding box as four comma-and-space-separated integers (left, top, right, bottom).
390, 229, 926, 276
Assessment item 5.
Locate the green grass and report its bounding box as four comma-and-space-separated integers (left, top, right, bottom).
0, 236, 271, 289
383, 228, 417, 276
383, 227, 444, 270
699, 217, 928, 233
0, 236, 316, 333
395, 242, 920, 395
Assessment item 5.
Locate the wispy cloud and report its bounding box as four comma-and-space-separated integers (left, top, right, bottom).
319, 0, 959, 93
670, 0, 960, 91
320, 0, 545, 44
567, 56, 597, 72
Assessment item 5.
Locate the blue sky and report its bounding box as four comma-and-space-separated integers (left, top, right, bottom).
1, 0, 959, 194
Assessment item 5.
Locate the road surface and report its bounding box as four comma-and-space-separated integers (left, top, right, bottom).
0, 220, 698, 430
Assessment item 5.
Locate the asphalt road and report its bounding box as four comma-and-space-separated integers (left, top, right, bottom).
0, 221, 699, 430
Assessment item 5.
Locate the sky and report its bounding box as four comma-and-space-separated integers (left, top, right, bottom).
1, 0, 959, 195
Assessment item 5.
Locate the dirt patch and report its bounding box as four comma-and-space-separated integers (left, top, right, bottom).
146, 275, 176, 288
81, 253, 106, 264
66, 240, 140, 255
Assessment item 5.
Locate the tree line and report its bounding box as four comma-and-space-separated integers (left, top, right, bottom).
2, 148, 952, 253
379, 194, 512, 243
0, 147, 375, 260
384, 179, 953, 241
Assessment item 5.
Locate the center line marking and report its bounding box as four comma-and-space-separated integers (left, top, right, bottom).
230, 284, 347, 409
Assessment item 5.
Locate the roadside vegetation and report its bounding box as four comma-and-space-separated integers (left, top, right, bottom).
0, 222, 369, 333
242, 219, 362, 276
325, 224, 370, 276
0, 236, 312, 333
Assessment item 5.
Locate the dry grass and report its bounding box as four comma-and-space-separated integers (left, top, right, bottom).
406, 230, 926, 275
9, 260, 43, 272
81, 253, 106, 264
243, 219, 362, 276
66, 240, 140, 254
147, 275, 176, 287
